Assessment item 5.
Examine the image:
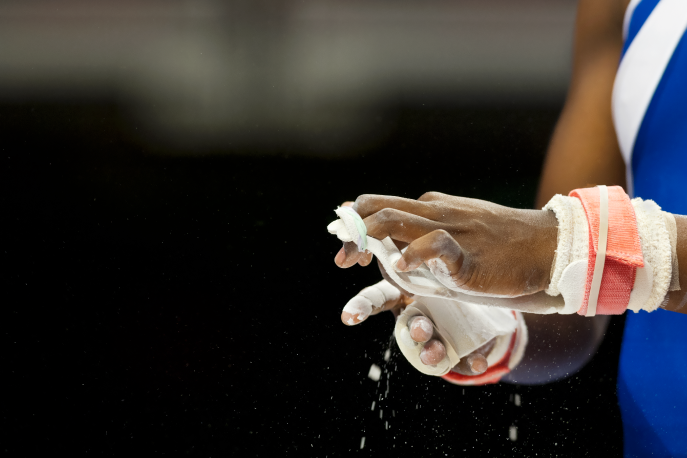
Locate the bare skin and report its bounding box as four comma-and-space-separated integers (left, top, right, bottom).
335, 0, 687, 384
360, 192, 559, 297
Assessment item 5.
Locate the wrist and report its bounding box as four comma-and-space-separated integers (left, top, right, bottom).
440, 311, 528, 386
543, 195, 590, 302
543, 187, 676, 315
537, 209, 561, 292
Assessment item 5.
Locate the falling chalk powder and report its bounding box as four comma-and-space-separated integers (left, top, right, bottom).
509, 426, 518, 441
368, 364, 381, 381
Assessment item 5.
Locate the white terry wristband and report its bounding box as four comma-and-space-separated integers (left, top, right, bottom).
630, 198, 673, 312
543, 195, 589, 298
543, 194, 675, 314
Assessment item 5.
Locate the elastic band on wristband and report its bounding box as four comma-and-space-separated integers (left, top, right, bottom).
586, 185, 609, 317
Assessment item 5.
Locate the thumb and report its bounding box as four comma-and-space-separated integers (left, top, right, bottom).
452, 338, 496, 376
341, 280, 406, 326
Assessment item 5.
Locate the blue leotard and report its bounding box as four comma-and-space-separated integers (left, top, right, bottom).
615, 1, 687, 456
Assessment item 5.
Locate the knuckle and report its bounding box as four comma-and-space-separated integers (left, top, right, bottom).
377, 207, 400, 222
418, 191, 445, 201
365, 208, 401, 237
432, 229, 454, 243
429, 230, 463, 262
354, 194, 376, 213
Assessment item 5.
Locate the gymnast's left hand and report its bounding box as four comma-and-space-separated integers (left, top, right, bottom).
334, 192, 559, 297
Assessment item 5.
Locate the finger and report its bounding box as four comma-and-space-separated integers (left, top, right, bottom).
334, 241, 365, 268
364, 208, 446, 244
453, 353, 488, 375
335, 202, 371, 267
357, 251, 373, 266
355, 194, 445, 220
419, 339, 446, 366
452, 337, 496, 375
416, 191, 450, 202
395, 229, 464, 274
341, 280, 404, 326
408, 316, 433, 343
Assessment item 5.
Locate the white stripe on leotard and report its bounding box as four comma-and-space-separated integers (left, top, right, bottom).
612, 0, 687, 196
623, 0, 643, 40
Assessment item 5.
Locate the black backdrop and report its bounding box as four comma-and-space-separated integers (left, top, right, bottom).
2, 102, 624, 456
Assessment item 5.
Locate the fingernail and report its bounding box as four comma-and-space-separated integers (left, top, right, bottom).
468, 354, 488, 375
420, 340, 446, 366
335, 247, 346, 266
342, 297, 372, 325
409, 317, 433, 343
341, 311, 359, 326
396, 257, 408, 271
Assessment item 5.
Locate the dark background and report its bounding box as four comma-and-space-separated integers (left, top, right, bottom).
2, 100, 625, 456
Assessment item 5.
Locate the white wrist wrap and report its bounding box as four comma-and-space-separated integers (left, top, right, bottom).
630, 199, 673, 312
543, 195, 589, 298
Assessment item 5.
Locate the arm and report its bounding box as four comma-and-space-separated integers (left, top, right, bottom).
518, 0, 628, 384
335, 0, 687, 385
536, 0, 627, 205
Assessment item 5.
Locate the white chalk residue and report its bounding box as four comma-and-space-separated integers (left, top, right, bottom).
426, 257, 459, 289
384, 349, 391, 361
426, 257, 513, 298
398, 327, 417, 349
368, 364, 381, 381
360, 436, 366, 449
416, 317, 433, 335
514, 394, 521, 406
343, 296, 373, 322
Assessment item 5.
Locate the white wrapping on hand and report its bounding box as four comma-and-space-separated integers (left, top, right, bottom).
394, 297, 520, 377
329, 206, 529, 378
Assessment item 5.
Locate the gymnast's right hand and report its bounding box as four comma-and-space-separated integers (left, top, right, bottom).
340, 279, 495, 377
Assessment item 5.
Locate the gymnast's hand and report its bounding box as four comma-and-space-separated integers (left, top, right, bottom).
340, 275, 496, 377
334, 192, 558, 297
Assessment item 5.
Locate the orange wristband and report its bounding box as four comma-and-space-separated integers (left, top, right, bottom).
569, 186, 644, 316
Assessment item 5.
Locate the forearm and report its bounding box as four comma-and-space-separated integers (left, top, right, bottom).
512, 0, 624, 382
535, 0, 626, 208
503, 314, 609, 385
